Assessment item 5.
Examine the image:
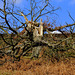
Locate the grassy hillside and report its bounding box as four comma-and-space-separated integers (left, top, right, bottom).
0, 33, 75, 75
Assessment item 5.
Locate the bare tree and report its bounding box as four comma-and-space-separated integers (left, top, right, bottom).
0, 0, 75, 63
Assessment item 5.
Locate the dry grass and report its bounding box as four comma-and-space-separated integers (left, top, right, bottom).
0, 57, 75, 75
0, 34, 75, 75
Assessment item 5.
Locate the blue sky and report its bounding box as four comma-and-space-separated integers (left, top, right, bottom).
12, 0, 75, 26
0, 0, 75, 29
53, 0, 75, 26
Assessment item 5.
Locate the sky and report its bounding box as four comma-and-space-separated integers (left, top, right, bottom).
0, 0, 75, 32
12, 0, 75, 26
53, 0, 75, 26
